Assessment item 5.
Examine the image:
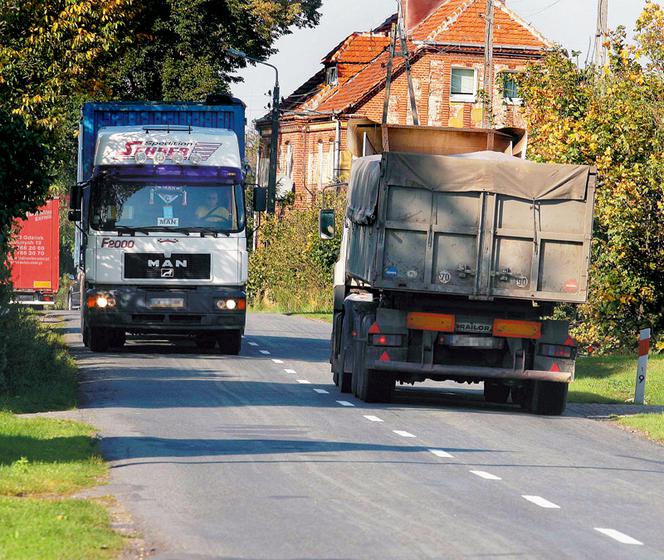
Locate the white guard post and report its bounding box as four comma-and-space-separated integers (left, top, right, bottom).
634, 328, 651, 405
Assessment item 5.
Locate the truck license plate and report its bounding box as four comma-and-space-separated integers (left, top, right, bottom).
149, 297, 185, 309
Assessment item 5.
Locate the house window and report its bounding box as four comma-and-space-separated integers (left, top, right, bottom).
450, 67, 477, 102
326, 66, 338, 86
502, 73, 522, 104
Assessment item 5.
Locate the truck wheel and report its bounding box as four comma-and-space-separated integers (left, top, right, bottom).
88, 328, 109, 352
484, 381, 510, 404
110, 330, 126, 349
336, 346, 352, 393
218, 330, 242, 355
195, 336, 216, 351
354, 343, 393, 403
528, 381, 568, 416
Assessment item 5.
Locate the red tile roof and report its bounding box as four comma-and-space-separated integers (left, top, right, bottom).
277, 0, 550, 119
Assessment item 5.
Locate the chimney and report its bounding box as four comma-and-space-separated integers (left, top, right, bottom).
403, 0, 441, 33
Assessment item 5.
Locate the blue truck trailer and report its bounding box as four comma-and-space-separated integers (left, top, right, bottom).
70, 97, 256, 353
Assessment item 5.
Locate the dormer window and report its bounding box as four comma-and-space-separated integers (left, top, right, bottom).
326, 65, 338, 86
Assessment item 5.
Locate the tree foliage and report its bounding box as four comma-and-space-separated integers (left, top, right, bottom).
519, 2, 664, 352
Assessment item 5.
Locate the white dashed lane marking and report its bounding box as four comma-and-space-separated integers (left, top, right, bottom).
272, 359, 284, 364
429, 449, 454, 458
313, 389, 329, 394
259, 350, 271, 355
363, 415, 384, 422
248, 342, 259, 347
522, 496, 560, 509
594, 529, 643, 546
470, 470, 502, 480
296, 380, 311, 384
393, 430, 416, 438
284, 369, 296, 374
336, 401, 355, 407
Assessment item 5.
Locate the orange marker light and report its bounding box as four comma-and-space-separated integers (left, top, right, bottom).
493, 319, 542, 339
406, 312, 455, 332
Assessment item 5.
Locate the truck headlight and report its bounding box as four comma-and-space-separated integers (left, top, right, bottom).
215, 298, 246, 311
87, 293, 117, 309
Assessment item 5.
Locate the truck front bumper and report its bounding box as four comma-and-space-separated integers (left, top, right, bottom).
370, 360, 573, 383
84, 285, 246, 335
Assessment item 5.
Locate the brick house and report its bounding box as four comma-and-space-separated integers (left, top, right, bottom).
255, 0, 552, 205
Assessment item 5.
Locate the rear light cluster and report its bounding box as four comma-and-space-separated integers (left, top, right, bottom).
370, 334, 403, 347
215, 298, 246, 311
538, 343, 576, 360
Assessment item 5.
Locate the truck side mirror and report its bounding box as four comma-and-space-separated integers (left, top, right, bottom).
68, 184, 82, 221
253, 186, 268, 213
319, 209, 336, 240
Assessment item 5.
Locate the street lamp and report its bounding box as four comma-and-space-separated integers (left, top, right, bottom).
228, 48, 280, 214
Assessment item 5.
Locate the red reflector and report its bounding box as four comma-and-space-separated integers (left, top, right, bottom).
379, 351, 390, 362
564, 336, 576, 347
368, 322, 381, 334
638, 338, 650, 357
550, 363, 561, 372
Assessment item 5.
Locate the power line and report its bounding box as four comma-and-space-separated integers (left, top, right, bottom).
523, 0, 565, 18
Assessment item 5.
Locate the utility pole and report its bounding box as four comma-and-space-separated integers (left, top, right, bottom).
267, 81, 280, 214
594, 0, 609, 70
383, 0, 419, 126
481, 0, 494, 129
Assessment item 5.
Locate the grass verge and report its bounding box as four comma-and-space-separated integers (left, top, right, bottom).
0, 308, 77, 413
0, 413, 123, 559
0, 309, 125, 559
570, 354, 664, 405
617, 413, 664, 445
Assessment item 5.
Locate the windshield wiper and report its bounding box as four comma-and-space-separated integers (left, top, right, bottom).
115, 225, 153, 236
182, 227, 231, 238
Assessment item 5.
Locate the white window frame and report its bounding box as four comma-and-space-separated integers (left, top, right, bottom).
450, 66, 477, 103
501, 72, 523, 106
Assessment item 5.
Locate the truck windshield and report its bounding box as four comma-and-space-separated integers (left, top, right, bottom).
90, 182, 245, 233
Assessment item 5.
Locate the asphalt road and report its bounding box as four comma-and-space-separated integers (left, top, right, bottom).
60, 311, 664, 560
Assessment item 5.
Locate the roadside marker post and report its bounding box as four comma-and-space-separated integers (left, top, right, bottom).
634, 328, 651, 405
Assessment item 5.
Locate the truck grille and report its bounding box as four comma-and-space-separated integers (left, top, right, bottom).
124, 253, 211, 280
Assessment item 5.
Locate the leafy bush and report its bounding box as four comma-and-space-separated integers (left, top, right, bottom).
0, 307, 77, 413
248, 193, 345, 313
519, 5, 664, 354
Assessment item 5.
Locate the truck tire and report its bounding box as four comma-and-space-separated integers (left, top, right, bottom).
528, 380, 568, 415
88, 327, 109, 352
338, 349, 353, 393
110, 330, 126, 349
484, 381, 510, 404
195, 336, 216, 351
353, 339, 393, 403
218, 330, 242, 355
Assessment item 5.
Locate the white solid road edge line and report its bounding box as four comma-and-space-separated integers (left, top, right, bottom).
521, 495, 561, 509
470, 470, 502, 480
336, 400, 355, 407
393, 430, 416, 438
363, 415, 384, 422
594, 528, 643, 546
313, 388, 329, 394
429, 449, 454, 458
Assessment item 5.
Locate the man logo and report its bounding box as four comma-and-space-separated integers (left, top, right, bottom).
161, 268, 175, 278
147, 259, 188, 269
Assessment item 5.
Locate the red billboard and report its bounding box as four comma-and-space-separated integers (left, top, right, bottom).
8, 199, 60, 297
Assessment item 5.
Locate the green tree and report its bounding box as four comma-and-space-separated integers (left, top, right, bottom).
106, 0, 322, 101
519, 3, 664, 352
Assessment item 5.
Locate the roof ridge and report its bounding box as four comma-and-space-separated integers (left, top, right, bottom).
425, 0, 477, 42
494, 1, 554, 48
